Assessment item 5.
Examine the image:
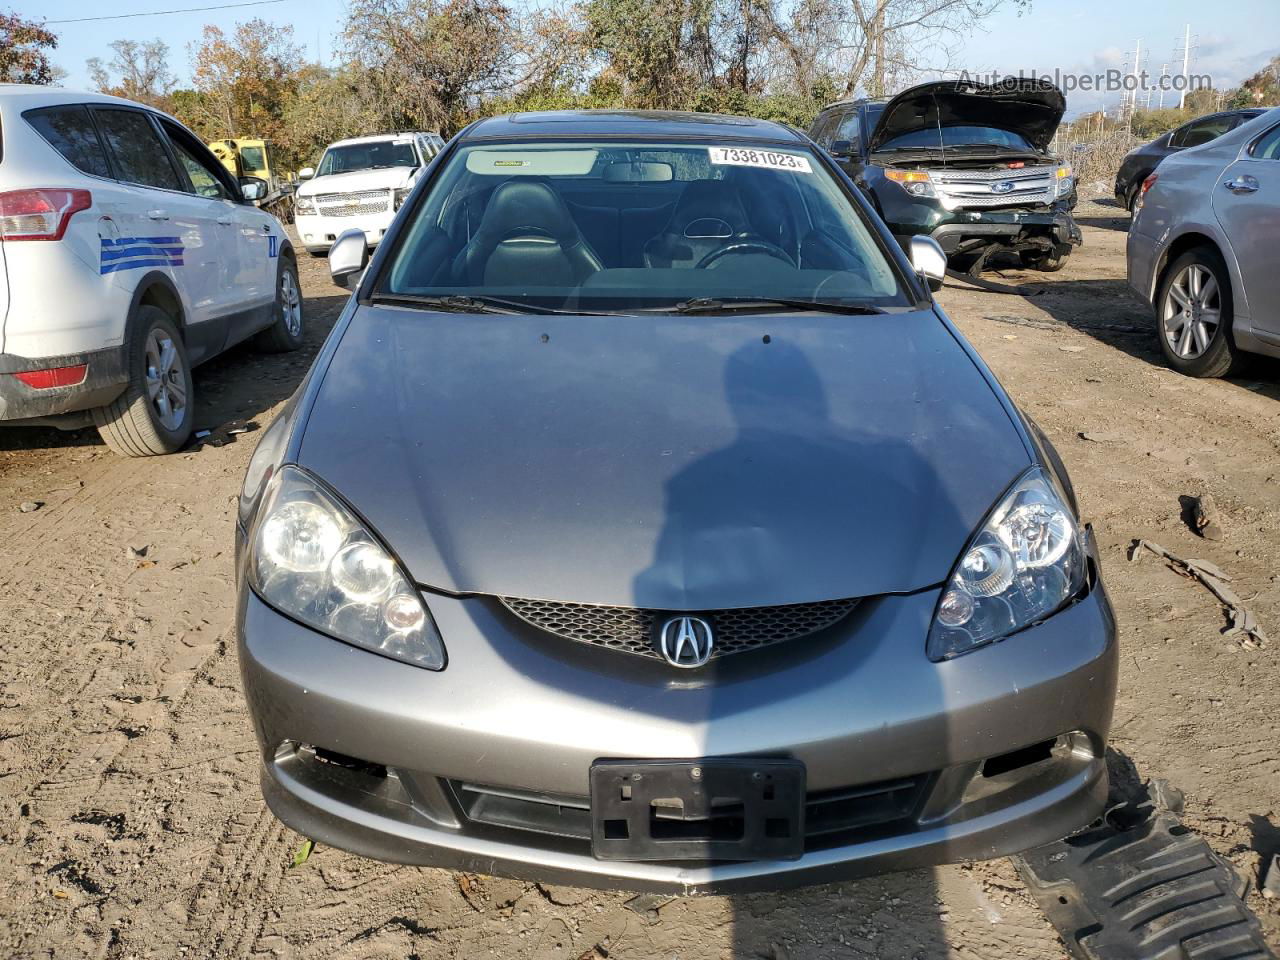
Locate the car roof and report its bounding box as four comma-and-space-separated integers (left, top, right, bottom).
461, 110, 806, 143
0, 84, 172, 112
327, 132, 441, 148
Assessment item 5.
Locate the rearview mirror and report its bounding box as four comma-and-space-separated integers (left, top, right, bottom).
298, 167, 315, 181
329, 229, 369, 290
602, 161, 674, 183
909, 235, 947, 293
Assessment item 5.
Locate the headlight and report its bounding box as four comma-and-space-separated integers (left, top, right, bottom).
1056, 166, 1074, 198
927, 467, 1086, 660
248, 465, 446, 669
295, 196, 317, 216
885, 169, 936, 198
393, 187, 412, 210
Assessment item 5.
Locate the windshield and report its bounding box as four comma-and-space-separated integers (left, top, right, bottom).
317, 140, 419, 176
379, 139, 907, 312
877, 125, 1036, 152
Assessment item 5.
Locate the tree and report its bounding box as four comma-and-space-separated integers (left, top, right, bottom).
87, 39, 176, 109
187, 19, 304, 141
0, 11, 58, 84
342, 0, 531, 133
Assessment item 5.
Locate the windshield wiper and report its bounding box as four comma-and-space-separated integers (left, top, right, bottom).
369, 293, 620, 316
667, 297, 885, 315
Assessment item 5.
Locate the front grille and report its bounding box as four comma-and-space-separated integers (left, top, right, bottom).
450, 774, 930, 851
931, 165, 1057, 208
499, 596, 860, 661
313, 189, 390, 217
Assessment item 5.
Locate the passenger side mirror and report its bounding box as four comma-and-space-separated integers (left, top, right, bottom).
239, 177, 268, 201
298, 167, 315, 181
830, 139, 855, 158
329, 229, 369, 290
909, 235, 947, 293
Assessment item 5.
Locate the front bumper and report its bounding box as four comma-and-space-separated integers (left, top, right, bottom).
892, 210, 1082, 256
0, 347, 128, 423
238, 540, 1117, 894
295, 210, 394, 253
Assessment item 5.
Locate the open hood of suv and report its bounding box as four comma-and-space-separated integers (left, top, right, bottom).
867, 78, 1066, 154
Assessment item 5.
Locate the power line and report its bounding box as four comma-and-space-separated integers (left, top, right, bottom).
46, 0, 289, 25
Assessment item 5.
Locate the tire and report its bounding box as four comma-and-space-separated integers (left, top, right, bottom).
1019, 247, 1069, 272
1155, 248, 1239, 378
251, 256, 305, 353
92, 306, 194, 457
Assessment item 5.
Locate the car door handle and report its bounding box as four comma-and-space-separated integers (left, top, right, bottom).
217, 214, 234, 225
147, 209, 169, 220
1222, 175, 1259, 193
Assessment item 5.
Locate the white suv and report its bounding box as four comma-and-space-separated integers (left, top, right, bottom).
0, 86, 304, 456
294, 132, 444, 255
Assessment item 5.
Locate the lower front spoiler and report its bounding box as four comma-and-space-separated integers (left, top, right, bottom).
260, 750, 1107, 895
905, 211, 1083, 256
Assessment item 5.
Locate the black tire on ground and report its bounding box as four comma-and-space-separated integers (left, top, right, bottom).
1155, 247, 1240, 378
1126, 184, 1140, 214
251, 255, 306, 353
92, 306, 193, 457
1019, 247, 1069, 272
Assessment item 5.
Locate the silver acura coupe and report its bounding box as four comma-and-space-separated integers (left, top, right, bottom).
235, 110, 1117, 893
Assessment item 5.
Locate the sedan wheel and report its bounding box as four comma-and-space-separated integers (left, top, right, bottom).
1154, 248, 1239, 378
1161, 263, 1221, 360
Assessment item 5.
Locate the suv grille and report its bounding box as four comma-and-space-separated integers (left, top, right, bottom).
931, 165, 1058, 208
499, 596, 860, 661
313, 189, 390, 217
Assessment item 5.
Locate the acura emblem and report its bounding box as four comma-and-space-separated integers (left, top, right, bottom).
659, 616, 714, 668
990, 181, 1015, 195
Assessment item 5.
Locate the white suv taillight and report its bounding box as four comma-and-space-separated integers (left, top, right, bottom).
0, 188, 92, 241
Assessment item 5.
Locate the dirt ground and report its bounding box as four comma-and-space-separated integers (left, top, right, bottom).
1, 202, 1277, 959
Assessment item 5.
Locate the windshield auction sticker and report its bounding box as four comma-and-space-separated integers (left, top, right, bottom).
708, 147, 812, 173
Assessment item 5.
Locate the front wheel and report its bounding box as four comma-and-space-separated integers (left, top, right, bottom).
1019, 247, 1069, 272
92, 306, 193, 456
1155, 248, 1239, 378
252, 257, 305, 353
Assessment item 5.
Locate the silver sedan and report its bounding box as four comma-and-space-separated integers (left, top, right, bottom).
1128, 107, 1280, 376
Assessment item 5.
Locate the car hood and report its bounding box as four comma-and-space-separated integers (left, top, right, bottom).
297, 167, 416, 197
297, 307, 1030, 609
868, 78, 1066, 154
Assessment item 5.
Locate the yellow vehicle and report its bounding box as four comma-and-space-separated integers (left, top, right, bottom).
207, 138, 294, 219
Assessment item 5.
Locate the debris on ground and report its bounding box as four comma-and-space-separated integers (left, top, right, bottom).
191, 419, 256, 450
1078, 431, 1123, 444
623, 892, 675, 923
125, 544, 149, 560
289, 838, 314, 868
18, 500, 43, 513
1015, 789, 1275, 960
1264, 855, 1280, 900
1190, 493, 1225, 541
1130, 539, 1267, 648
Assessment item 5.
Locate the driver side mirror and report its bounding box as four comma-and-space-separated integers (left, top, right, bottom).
329, 229, 369, 290
830, 139, 855, 159
909, 235, 947, 293
298, 167, 315, 181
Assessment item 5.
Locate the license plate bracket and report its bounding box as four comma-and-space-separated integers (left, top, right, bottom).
589, 758, 805, 861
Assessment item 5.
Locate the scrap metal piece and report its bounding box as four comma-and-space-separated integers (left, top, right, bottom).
1014, 809, 1275, 960
1130, 539, 1268, 648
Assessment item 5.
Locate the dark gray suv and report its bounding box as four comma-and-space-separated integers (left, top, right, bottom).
235, 109, 1117, 893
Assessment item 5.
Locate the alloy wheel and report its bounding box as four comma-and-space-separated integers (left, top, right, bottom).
1162, 263, 1221, 360
144, 329, 187, 431
280, 269, 303, 338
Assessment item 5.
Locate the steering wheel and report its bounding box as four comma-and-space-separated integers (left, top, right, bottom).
695, 239, 796, 270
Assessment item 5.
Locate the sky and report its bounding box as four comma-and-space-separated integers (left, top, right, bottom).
32, 0, 1280, 120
